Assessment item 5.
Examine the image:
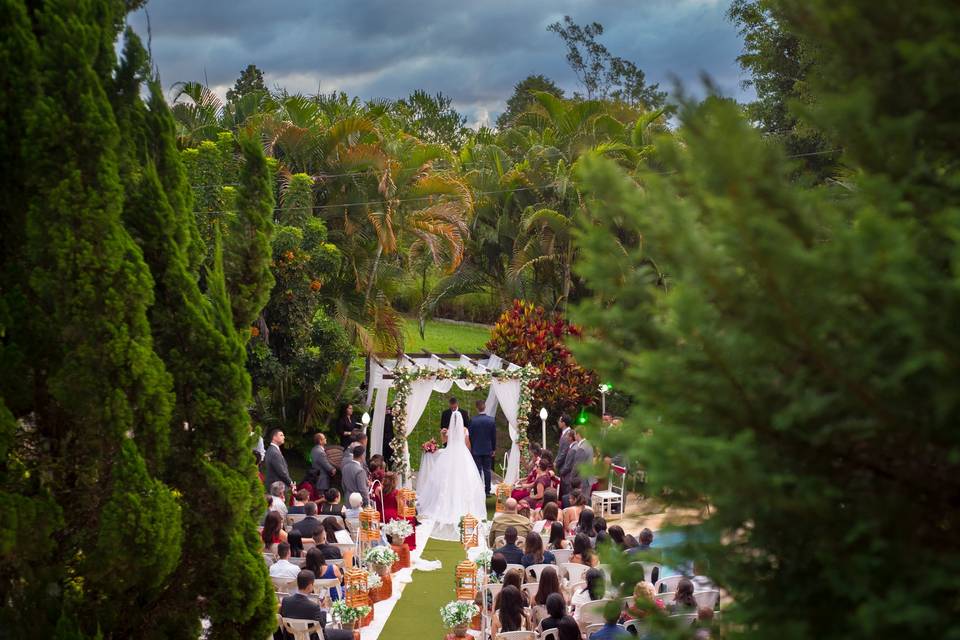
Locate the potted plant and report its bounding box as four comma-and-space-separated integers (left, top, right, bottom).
440, 600, 479, 638
364, 545, 399, 576
331, 600, 371, 633
381, 519, 414, 569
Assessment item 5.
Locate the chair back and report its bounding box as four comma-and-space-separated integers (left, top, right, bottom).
669, 612, 698, 624
325, 445, 345, 469
654, 574, 685, 595
624, 618, 648, 636
521, 582, 539, 602
285, 513, 308, 528
540, 629, 559, 640
505, 563, 525, 576
525, 563, 555, 583
280, 616, 325, 640
495, 632, 535, 640
577, 598, 612, 627
609, 463, 627, 495
262, 552, 275, 567
561, 562, 588, 584
327, 558, 345, 568
693, 589, 720, 609
314, 577, 341, 603
585, 622, 606, 636
551, 548, 573, 564
482, 583, 503, 612
289, 556, 306, 567
270, 576, 296, 593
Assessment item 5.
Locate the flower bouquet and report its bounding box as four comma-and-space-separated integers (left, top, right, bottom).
365, 569, 388, 604
331, 600, 371, 630
473, 549, 492, 572
440, 600, 479, 638
364, 545, 399, 576
381, 519, 414, 544
421, 438, 439, 453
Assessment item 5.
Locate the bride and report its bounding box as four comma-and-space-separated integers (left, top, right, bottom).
417, 409, 487, 540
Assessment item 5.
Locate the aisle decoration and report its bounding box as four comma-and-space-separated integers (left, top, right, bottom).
459, 515, 479, 549
365, 569, 387, 604
440, 600, 479, 639
331, 600, 372, 632
364, 546, 399, 576
495, 483, 513, 513
382, 519, 414, 570
399, 488, 417, 518
473, 549, 493, 573
454, 560, 478, 601
388, 364, 539, 477
359, 507, 381, 542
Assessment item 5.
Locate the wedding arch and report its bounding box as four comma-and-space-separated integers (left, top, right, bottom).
364, 352, 538, 484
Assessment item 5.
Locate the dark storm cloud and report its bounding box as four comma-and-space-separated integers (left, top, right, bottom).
128, 0, 750, 126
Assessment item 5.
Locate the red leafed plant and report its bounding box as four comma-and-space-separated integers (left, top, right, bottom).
486, 300, 597, 420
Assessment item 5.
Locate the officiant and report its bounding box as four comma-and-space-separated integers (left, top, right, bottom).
440, 396, 470, 444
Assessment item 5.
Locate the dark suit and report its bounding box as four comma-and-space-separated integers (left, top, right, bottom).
278, 592, 352, 640
292, 516, 323, 539
440, 407, 470, 430
382, 412, 395, 468
468, 413, 496, 493
555, 427, 573, 496
495, 543, 524, 565
265, 443, 293, 492
309, 445, 336, 492
570, 439, 595, 498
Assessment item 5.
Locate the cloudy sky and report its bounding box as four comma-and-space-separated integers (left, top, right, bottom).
128, 0, 752, 128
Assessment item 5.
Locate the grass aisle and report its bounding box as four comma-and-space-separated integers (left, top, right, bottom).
378, 537, 465, 638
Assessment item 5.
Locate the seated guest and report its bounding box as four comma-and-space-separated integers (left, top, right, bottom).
494, 569, 530, 609
594, 516, 608, 537
269, 542, 300, 580
318, 488, 346, 520
627, 528, 654, 554
533, 501, 560, 534
304, 547, 342, 601
667, 578, 698, 614
595, 530, 611, 547
278, 570, 352, 640
511, 443, 542, 502
533, 488, 559, 521
538, 593, 576, 635
562, 489, 587, 533
623, 580, 664, 621
575, 508, 597, 545
489, 553, 508, 582
547, 521, 570, 550
571, 533, 599, 567
269, 481, 289, 517
572, 568, 606, 618
521, 530, 556, 568
589, 600, 628, 640
344, 492, 364, 521
292, 502, 323, 539
262, 511, 288, 550
316, 519, 344, 559
490, 585, 530, 636
288, 489, 311, 515
523, 459, 553, 509
607, 525, 626, 549
376, 472, 416, 550
556, 616, 583, 640
488, 498, 532, 546
531, 566, 565, 628
495, 526, 524, 565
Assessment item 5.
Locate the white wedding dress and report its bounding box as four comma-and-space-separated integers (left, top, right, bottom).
416, 410, 487, 540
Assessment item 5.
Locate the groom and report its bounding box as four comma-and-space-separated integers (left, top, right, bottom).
440, 396, 469, 445
467, 399, 496, 495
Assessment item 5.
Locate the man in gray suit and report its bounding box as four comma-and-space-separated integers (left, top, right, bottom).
264, 429, 294, 494
558, 427, 578, 496
340, 445, 370, 507
309, 432, 336, 492
554, 414, 573, 486
570, 431, 595, 499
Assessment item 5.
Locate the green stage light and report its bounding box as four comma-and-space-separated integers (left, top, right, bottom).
577, 408, 589, 424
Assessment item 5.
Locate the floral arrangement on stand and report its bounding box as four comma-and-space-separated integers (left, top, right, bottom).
440, 600, 479, 637
388, 363, 539, 477
364, 545, 399, 570
381, 519, 415, 544
473, 549, 492, 572
331, 600, 371, 627
421, 438, 439, 454
365, 570, 383, 591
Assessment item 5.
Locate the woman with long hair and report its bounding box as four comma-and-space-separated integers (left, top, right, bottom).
531, 566, 565, 628
575, 508, 596, 545
494, 568, 529, 609
491, 585, 530, 636
511, 442, 544, 502
521, 530, 556, 568
562, 488, 587, 533
305, 547, 342, 601
261, 511, 287, 549
607, 525, 626, 549
668, 577, 698, 613
377, 472, 416, 549
572, 567, 606, 615
336, 403, 357, 447
571, 533, 598, 567
547, 521, 569, 550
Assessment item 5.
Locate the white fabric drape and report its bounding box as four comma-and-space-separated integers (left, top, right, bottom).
402, 375, 436, 483
429, 356, 455, 393
492, 378, 522, 483
483, 355, 502, 417
370, 384, 389, 455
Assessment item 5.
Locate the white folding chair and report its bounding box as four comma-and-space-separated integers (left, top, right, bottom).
505, 563, 525, 576
551, 548, 573, 564
481, 583, 503, 638
693, 589, 720, 609
525, 563, 555, 583
654, 575, 685, 595
561, 562, 588, 584
577, 598, 612, 628
270, 576, 297, 593
262, 552, 275, 567
280, 616, 325, 640
590, 463, 627, 519
566, 580, 586, 599
495, 632, 534, 640
669, 612, 698, 624
314, 577, 342, 604
585, 622, 606, 636
521, 582, 539, 602
288, 556, 306, 567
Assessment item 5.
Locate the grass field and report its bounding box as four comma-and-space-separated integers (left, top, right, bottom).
399, 317, 491, 354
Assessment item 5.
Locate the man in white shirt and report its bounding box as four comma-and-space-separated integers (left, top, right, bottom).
268, 542, 300, 580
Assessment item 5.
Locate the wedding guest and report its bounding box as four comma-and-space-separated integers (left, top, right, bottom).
489, 553, 508, 582
594, 516, 608, 538
488, 497, 532, 546
269, 481, 289, 517
376, 472, 416, 550
268, 542, 300, 580
534, 502, 560, 534
495, 526, 524, 565
622, 581, 664, 621
562, 488, 587, 532
264, 429, 294, 494
547, 521, 569, 550
491, 585, 530, 636
278, 570, 353, 640
526, 459, 553, 509
318, 518, 344, 558
569, 430, 595, 499
336, 404, 358, 447
511, 443, 543, 502
622, 533, 639, 551
558, 429, 579, 500
538, 593, 576, 635
530, 566, 565, 628
576, 508, 597, 545
589, 600, 628, 640
668, 578, 698, 614
288, 488, 311, 515
521, 531, 556, 568
309, 432, 337, 498
628, 528, 654, 555
572, 568, 606, 615
291, 502, 323, 539
595, 530, 611, 547
554, 414, 574, 481
556, 617, 582, 640
262, 511, 288, 551
305, 548, 342, 602
571, 533, 598, 567
607, 525, 626, 549
341, 445, 370, 507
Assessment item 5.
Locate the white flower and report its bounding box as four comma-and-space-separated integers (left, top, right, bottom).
439, 600, 479, 627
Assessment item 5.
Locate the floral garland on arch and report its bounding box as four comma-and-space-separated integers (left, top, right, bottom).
388, 364, 539, 478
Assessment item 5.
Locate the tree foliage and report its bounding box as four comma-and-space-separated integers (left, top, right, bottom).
226, 63, 267, 103
395, 89, 468, 148
572, 1, 960, 638
496, 74, 564, 130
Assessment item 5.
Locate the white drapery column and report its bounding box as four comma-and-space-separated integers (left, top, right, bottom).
491, 378, 522, 483
402, 376, 436, 485
483, 355, 502, 417
369, 384, 390, 455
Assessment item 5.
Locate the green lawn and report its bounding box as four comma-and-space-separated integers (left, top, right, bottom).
399, 317, 491, 354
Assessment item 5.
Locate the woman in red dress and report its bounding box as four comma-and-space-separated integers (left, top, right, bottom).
376, 472, 416, 550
